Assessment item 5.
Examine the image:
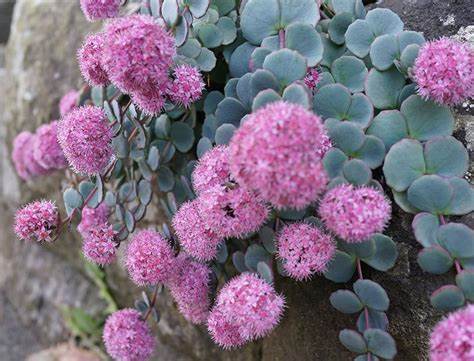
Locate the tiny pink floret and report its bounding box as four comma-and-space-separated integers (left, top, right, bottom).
169, 65, 205, 108
78, 203, 110, 238
33, 121, 67, 170
78, 32, 109, 86
59, 90, 79, 117
192, 145, 232, 195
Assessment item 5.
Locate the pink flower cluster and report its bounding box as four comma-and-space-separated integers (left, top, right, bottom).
277, 223, 335, 280
78, 33, 109, 87
77, 203, 110, 238
14, 200, 59, 242
168, 255, 212, 324
304, 67, 320, 90
33, 121, 68, 170
125, 229, 176, 286
414, 38, 474, 106
229, 101, 328, 209
169, 65, 206, 108
77, 15, 204, 114
80, 0, 121, 22
319, 184, 391, 243
83, 224, 117, 265
57, 105, 113, 175
430, 304, 474, 361
59, 90, 79, 117
207, 273, 285, 348
103, 309, 155, 361
12, 120, 67, 181
192, 145, 232, 195
173, 146, 268, 260
172, 200, 223, 261
199, 185, 269, 239
102, 15, 175, 110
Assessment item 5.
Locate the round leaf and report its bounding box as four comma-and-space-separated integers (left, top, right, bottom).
369, 34, 399, 71
323, 148, 348, 179
365, 8, 403, 37
355, 135, 385, 169
401, 95, 454, 141
412, 212, 440, 247
353, 279, 389, 311
437, 223, 474, 258
365, 67, 406, 110
407, 175, 453, 214
362, 234, 398, 272
157, 166, 175, 192
328, 13, 353, 45
363, 329, 397, 359
170, 122, 195, 152
285, 23, 323, 67
343, 159, 372, 186
383, 139, 425, 192
345, 19, 374, 58
324, 250, 356, 283
215, 123, 236, 145
313, 84, 351, 120
339, 330, 367, 354
424, 136, 468, 177
331, 56, 368, 93
330, 290, 363, 314
215, 97, 247, 126
456, 270, 474, 301
430, 285, 465, 311
282, 83, 311, 108
252, 89, 281, 111
366, 110, 408, 151
417, 246, 453, 275
263, 49, 307, 87
229, 42, 257, 77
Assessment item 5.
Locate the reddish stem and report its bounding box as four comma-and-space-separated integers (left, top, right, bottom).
143, 285, 159, 321
279, 29, 285, 48
357, 259, 372, 361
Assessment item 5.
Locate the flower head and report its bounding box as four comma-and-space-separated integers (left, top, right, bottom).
168, 65, 205, 108
192, 145, 232, 195
229, 101, 328, 209
319, 184, 391, 243
24, 134, 51, 177
168, 254, 212, 324
430, 304, 474, 361
12, 131, 34, 180
102, 15, 175, 94
80, 0, 121, 22
78, 32, 109, 86
199, 185, 269, 239
125, 229, 176, 286
58, 105, 113, 175
172, 200, 223, 261
209, 273, 285, 343
103, 309, 155, 361
59, 90, 79, 117
207, 308, 246, 349
83, 224, 117, 265
33, 121, 67, 170
131, 87, 166, 115
414, 38, 474, 106
304, 67, 320, 90
14, 200, 59, 242
78, 203, 110, 238
276, 223, 335, 280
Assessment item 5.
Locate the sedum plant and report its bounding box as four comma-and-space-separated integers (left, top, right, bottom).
10, 0, 473, 360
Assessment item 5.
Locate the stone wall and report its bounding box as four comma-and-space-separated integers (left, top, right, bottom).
0, 1, 471, 360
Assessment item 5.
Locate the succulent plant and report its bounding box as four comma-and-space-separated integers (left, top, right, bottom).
10, 0, 473, 359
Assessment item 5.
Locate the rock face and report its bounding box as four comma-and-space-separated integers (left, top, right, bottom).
0, 0, 471, 360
